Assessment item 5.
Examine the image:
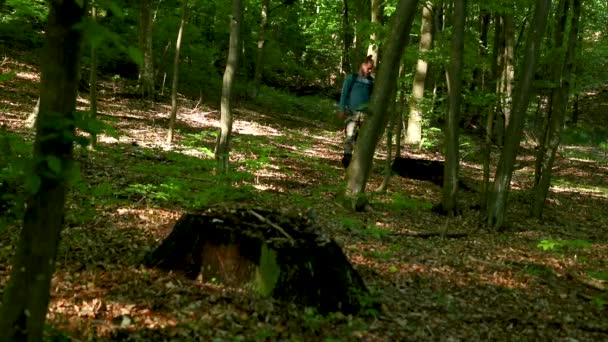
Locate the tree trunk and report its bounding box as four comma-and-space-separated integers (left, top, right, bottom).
0, 1, 87, 341
352, 0, 370, 71
394, 85, 406, 158
341, 0, 353, 75
367, 0, 384, 63
89, 4, 98, 150
533, 0, 568, 187
405, 1, 433, 145
463, 6, 490, 127
486, 0, 551, 230
500, 13, 515, 129
215, 0, 242, 174
376, 78, 399, 192
481, 11, 506, 207
531, 0, 580, 218
139, 0, 155, 99
250, 0, 269, 98
344, 0, 419, 211
166, 0, 188, 145
441, 0, 466, 215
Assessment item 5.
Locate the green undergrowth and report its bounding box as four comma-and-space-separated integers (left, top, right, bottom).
248, 85, 338, 123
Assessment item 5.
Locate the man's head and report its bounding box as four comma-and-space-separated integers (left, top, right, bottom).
359, 55, 374, 77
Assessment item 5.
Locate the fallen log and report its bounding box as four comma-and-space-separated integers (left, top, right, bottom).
144, 205, 371, 314
391, 157, 474, 191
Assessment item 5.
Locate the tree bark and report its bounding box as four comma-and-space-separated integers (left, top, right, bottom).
487, 0, 551, 229
376, 77, 399, 192
344, 0, 419, 211
394, 84, 406, 158
139, 0, 155, 99
0, 1, 87, 341
167, 0, 188, 145
367, 0, 384, 63
250, 0, 269, 98
89, 4, 98, 150
341, 0, 353, 75
500, 12, 515, 129
441, 0, 466, 215
405, 1, 434, 145
215, 0, 242, 174
531, 0, 580, 218
352, 0, 370, 71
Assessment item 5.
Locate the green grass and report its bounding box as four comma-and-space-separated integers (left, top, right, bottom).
552, 178, 608, 196
388, 193, 433, 211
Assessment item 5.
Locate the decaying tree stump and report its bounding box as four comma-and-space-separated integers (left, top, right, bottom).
144, 205, 371, 314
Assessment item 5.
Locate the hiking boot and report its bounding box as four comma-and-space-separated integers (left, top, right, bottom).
341, 154, 352, 168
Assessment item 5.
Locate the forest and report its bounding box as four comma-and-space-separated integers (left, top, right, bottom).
0, 0, 607, 340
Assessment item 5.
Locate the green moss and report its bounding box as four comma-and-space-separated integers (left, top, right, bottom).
255, 244, 280, 297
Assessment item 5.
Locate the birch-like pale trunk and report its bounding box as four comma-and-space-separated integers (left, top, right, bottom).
405, 1, 433, 145
215, 0, 242, 174
167, 0, 188, 145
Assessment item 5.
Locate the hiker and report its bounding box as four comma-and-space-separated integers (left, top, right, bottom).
338, 55, 374, 168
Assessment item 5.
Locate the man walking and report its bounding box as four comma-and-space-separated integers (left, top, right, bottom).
338, 55, 375, 168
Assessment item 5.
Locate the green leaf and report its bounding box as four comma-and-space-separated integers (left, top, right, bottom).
588, 271, 608, 281
46, 156, 62, 175
255, 244, 280, 297
0, 71, 16, 82
24, 173, 41, 194
127, 46, 144, 66
97, 0, 124, 19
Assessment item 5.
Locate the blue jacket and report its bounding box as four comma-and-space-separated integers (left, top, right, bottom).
339, 73, 374, 112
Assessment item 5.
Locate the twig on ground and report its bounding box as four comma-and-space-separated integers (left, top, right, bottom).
249, 210, 295, 244
400, 232, 469, 239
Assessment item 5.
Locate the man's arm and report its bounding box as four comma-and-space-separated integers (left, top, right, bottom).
339, 75, 353, 112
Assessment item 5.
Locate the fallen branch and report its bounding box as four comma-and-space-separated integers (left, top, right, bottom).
566, 271, 607, 291
399, 232, 469, 239
249, 210, 295, 244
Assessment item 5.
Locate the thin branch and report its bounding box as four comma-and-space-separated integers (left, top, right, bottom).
249, 210, 295, 244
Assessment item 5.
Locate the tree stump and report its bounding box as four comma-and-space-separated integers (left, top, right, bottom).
144, 205, 370, 314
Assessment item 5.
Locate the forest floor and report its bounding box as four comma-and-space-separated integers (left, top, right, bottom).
1, 55, 608, 341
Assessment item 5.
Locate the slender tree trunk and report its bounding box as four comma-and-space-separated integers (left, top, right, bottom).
251, 0, 269, 98
139, 0, 155, 99
167, 0, 188, 145
344, 0, 419, 211
395, 85, 406, 158
215, 0, 242, 174
481, 12, 504, 207
341, 0, 353, 75
494, 11, 515, 146
376, 77, 400, 192
352, 0, 370, 71
464, 7, 490, 127
533, 0, 568, 186
367, 0, 384, 63
501, 13, 515, 129
0, 1, 87, 341
442, 0, 466, 215
89, 4, 98, 150
487, 0, 551, 229
531, 0, 580, 218
405, 1, 433, 145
